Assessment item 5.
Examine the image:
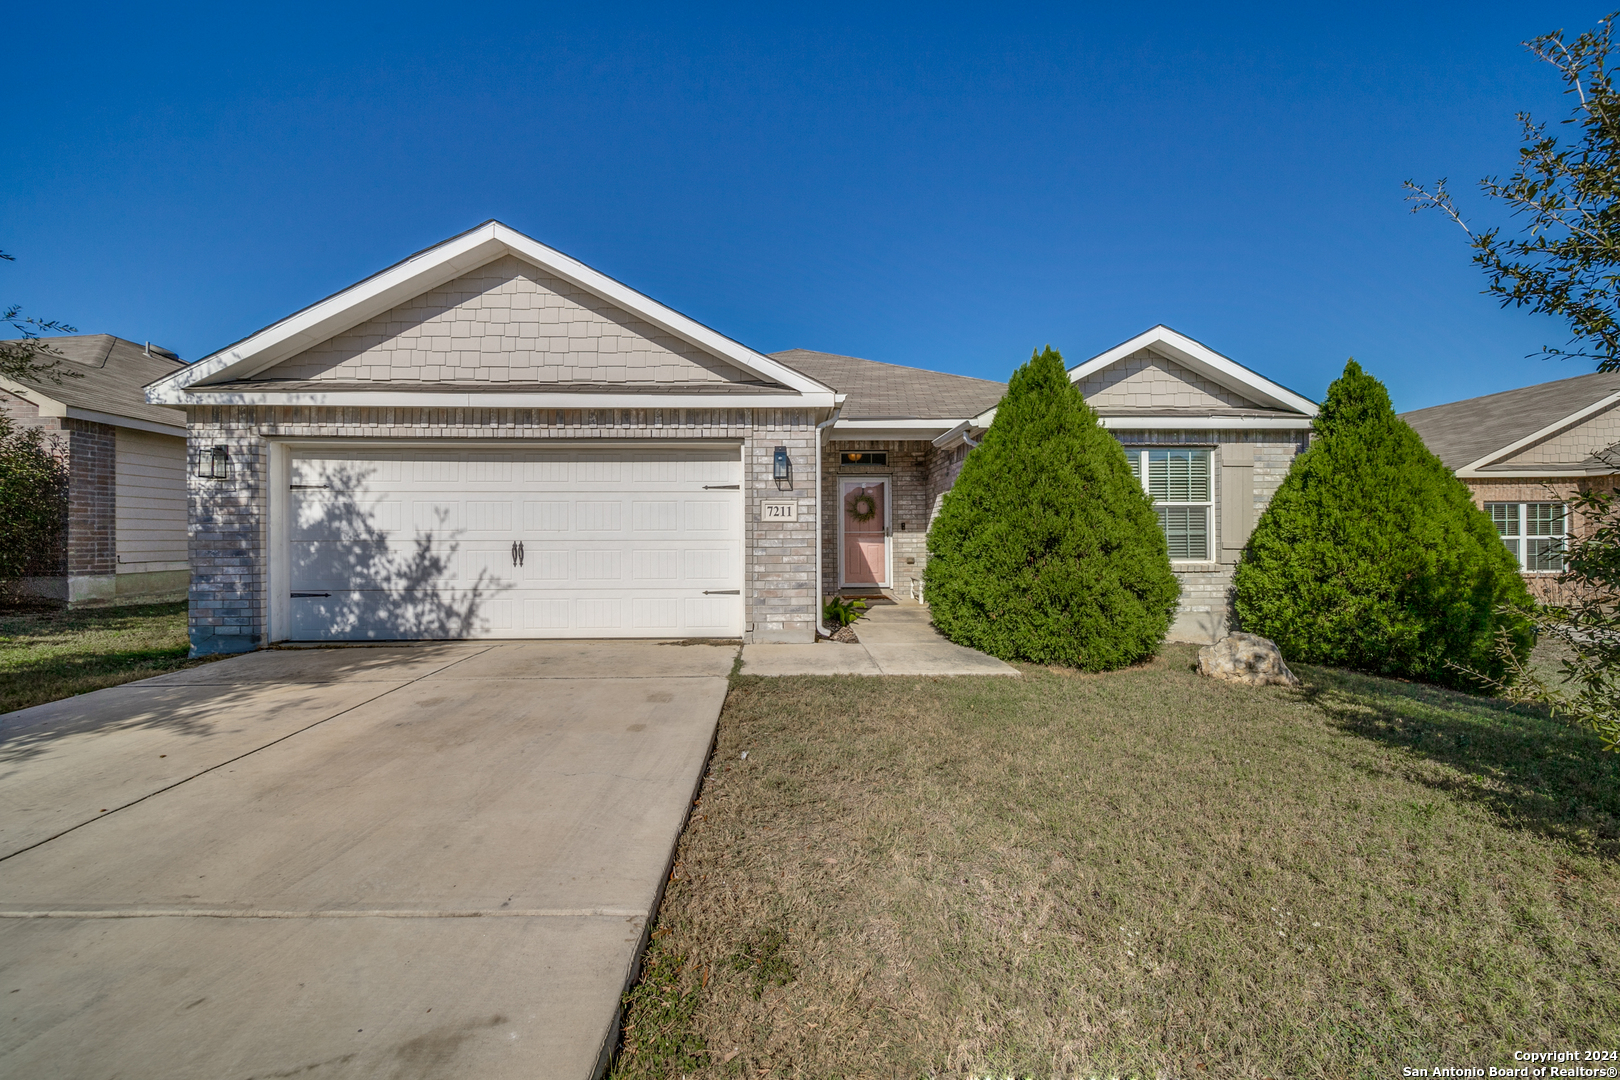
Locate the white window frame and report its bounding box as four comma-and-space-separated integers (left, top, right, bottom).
1485, 501, 1567, 573
1126, 447, 1213, 562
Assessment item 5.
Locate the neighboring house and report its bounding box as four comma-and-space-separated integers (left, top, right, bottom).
1404, 369, 1620, 598
146, 222, 1315, 654
2, 334, 190, 605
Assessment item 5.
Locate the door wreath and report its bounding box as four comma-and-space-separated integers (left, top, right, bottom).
846, 490, 879, 522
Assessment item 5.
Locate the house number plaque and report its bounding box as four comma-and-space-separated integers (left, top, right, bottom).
761, 501, 798, 522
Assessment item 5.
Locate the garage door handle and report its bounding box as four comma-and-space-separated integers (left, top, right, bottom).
510, 541, 525, 567
703, 484, 740, 490
704, 589, 740, 595
291, 592, 331, 598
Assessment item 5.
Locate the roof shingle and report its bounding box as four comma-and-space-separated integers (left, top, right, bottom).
769, 349, 1004, 420
1401, 369, 1620, 470
2, 334, 188, 429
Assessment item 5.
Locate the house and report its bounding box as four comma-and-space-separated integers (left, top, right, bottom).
1403, 369, 1620, 597
1, 334, 190, 605
147, 222, 1315, 654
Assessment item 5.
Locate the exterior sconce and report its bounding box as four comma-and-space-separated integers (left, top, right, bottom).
198, 445, 232, 480
773, 446, 792, 490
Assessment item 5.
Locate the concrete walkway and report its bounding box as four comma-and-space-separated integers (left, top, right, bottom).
741, 599, 1018, 676
0, 640, 733, 1079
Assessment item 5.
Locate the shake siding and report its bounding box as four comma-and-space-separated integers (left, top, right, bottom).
115, 429, 188, 573
253, 255, 755, 386
1076, 348, 1255, 411
1495, 402, 1620, 466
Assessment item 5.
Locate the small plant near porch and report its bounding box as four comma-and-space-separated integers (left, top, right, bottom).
924, 346, 1179, 669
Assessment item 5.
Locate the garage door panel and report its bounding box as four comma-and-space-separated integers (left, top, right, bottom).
292, 495, 401, 542
523, 501, 570, 531
286, 446, 743, 640
682, 548, 732, 581
632, 549, 678, 582
573, 501, 623, 532
520, 549, 572, 581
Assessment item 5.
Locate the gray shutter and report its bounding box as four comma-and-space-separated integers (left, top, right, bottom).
1219, 443, 1254, 565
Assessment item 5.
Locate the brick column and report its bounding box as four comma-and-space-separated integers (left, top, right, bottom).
65, 419, 117, 602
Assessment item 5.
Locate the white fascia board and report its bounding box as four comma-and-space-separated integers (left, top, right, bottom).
1068, 326, 1319, 417
828, 419, 961, 442
1457, 389, 1620, 474
931, 420, 973, 448
1098, 415, 1316, 431
149, 222, 835, 403
175, 389, 838, 410
1457, 465, 1620, 479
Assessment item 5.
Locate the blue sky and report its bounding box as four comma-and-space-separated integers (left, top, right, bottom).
3, 2, 1614, 410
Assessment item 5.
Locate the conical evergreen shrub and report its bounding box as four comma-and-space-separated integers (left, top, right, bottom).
924, 346, 1180, 669
1232, 360, 1534, 687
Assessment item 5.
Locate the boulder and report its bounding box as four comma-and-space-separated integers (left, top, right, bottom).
1197, 632, 1301, 687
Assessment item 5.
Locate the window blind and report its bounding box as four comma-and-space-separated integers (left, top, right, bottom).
1148, 449, 1210, 503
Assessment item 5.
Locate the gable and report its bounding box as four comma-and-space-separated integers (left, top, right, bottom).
1075, 347, 1268, 412
250, 255, 759, 387
1493, 399, 1620, 468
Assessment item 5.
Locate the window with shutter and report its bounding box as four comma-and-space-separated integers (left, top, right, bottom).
1122, 446, 1212, 560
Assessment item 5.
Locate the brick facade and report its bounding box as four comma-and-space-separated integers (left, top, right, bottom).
845, 426, 1311, 643
66, 419, 117, 580
184, 404, 822, 654
1115, 430, 1309, 642
820, 440, 942, 600
1461, 474, 1620, 603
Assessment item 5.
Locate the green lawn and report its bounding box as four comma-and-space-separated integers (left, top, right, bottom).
0, 602, 208, 713
612, 644, 1620, 1079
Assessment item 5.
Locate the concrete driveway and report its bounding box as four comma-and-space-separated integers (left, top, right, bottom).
0, 640, 733, 1080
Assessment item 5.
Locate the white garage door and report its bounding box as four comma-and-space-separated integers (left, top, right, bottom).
286, 446, 743, 640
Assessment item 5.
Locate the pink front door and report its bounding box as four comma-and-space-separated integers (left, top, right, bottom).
841, 480, 888, 587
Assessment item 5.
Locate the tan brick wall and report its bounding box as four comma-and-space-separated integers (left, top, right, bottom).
184, 404, 820, 652
255, 255, 754, 386
1462, 474, 1620, 603
820, 440, 933, 599
1113, 430, 1307, 642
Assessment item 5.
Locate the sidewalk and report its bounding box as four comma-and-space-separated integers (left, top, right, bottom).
740, 598, 1018, 677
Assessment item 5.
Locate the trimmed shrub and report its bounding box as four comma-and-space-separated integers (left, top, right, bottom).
1232, 360, 1534, 687
924, 346, 1180, 669
0, 412, 68, 587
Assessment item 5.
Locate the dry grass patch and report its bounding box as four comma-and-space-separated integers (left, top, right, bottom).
0, 602, 207, 713
612, 644, 1620, 1079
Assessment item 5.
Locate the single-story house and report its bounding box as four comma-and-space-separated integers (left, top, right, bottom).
2, 334, 190, 605
147, 222, 1316, 654
1404, 368, 1620, 598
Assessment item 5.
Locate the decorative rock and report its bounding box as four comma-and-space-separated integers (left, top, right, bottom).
1197, 632, 1302, 687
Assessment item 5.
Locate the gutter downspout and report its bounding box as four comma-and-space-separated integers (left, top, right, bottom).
814, 397, 846, 638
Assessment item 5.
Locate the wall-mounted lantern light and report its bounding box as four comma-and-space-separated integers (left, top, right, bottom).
198, 445, 232, 480
773, 446, 792, 490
